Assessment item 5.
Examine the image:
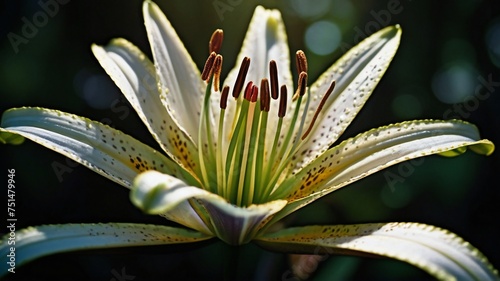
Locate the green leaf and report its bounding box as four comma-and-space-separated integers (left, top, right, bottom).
256, 223, 499, 280
1, 107, 194, 187
0, 223, 211, 277
0, 130, 24, 145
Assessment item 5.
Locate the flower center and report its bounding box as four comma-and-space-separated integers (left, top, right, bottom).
196, 30, 335, 207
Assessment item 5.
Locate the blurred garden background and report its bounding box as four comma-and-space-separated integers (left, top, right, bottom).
1, 0, 499, 280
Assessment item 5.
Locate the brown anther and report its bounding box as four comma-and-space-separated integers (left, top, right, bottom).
278, 85, 287, 118
232, 57, 251, 98
220, 86, 230, 109
293, 72, 308, 101
209, 29, 224, 54
296, 50, 308, 74
213, 54, 223, 92
260, 78, 270, 112
301, 80, 336, 140
244, 81, 254, 101
269, 60, 279, 100
201, 52, 216, 81
250, 85, 259, 103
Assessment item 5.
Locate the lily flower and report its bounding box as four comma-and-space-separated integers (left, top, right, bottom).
1, 1, 498, 279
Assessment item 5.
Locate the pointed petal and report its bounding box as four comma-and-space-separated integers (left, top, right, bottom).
0, 223, 211, 275
91, 40, 201, 177
1, 107, 195, 187
221, 6, 292, 150
131, 170, 287, 245
256, 223, 499, 281
268, 120, 494, 225
290, 25, 402, 174
143, 1, 205, 140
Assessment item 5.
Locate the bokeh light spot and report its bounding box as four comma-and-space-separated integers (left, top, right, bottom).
305, 21, 341, 56
431, 63, 476, 104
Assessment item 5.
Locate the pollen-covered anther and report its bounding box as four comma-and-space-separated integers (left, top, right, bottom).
278, 85, 288, 118
209, 29, 224, 54
212, 54, 223, 92
269, 60, 279, 100
260, 78, 270, 112
220, 86, 229, 109
201, 52, 216, 81
233, 57, 251, 98
302, 80, 336, 140
296, 50, 308, 74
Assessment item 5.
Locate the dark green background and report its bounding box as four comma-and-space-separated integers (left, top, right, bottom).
1, 0, 499, 280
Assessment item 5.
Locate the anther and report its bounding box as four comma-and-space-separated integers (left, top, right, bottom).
232, 57, 251, 98
296, 50, 308, 74
278, 85, 287, 118
220, 86, 230, 109
209, 29, 224, 54
244, 81, 254, 101
260, 78, 270, 112
293, 72, 308, 101
250, 85, 259, 103
269, 60, 279, 100
201, 52, 217, 81
301, 80, 336, 140
213, 54, 223, 92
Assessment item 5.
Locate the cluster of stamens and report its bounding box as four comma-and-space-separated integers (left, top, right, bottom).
196, 29, 335, 206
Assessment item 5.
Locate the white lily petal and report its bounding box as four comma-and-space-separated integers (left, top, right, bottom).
92, 39, 201, 177
143, 0, 205, 140
256, 223, 499, 281
266, 120, 494, 226
0, 108, 194, 187
130, 170, 287, 245
0, 223, 211, 277
290, 25, 402, 174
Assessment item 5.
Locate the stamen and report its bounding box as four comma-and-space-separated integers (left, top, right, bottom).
278, 85, 287, 118
293, 72, 308, 101
220, 85, 230, 109
244, 81, 254, 101
209, 29, 224, 54
201, 52, 216, 81
301, 80, 336, 140
212, 54, 223, 92
296, 50, 308, 74
260, 78, 270, 112
232, 57, 251, 98
269, 60, 279, 100
250, 85, 259, 103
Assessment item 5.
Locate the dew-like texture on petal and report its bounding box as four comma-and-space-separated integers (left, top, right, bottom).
266, 120, 493, 225
92, 40, 201, 179
0, 108, 192, 187
256, 223, 499, 281
0, 223, 211, 274
143, 1, 206, 142
289, 26, 402, 175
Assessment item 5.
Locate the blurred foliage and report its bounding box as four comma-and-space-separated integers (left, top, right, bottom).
1, 0, 499, 280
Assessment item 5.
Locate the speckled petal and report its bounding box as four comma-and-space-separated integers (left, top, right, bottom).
0, 107, 196, 187
289, 26, 402, 174
143, 1, 206, 141
92, 39, 201, 177
267, 120, 494, 225
0, 223, 211, 276
130, 170, 287, 245
256, 223, 499, 281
